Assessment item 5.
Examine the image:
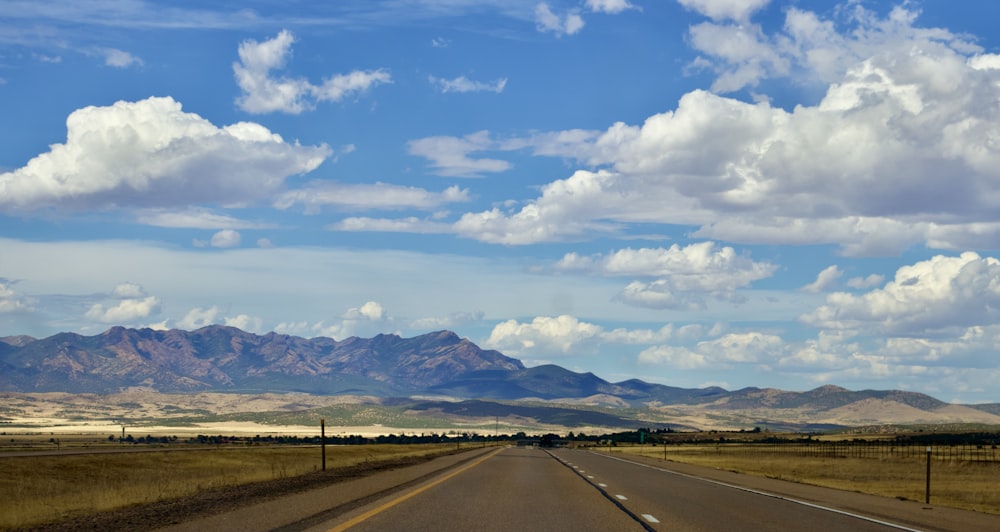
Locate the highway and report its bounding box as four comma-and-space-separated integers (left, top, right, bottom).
304, 447, 916, 531
547, 448, 909, 531
161, 446, 1000, 532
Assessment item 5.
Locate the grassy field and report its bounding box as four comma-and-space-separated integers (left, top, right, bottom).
609, 444, 1000, 515
0, 442, 455, 530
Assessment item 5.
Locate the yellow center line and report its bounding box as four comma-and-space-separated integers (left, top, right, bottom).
326, 447, 505, 532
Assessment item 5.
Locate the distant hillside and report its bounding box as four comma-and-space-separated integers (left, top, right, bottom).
3, 325, 999, 430
0, 326, 522, 395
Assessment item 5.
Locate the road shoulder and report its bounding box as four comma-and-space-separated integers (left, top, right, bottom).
596, 450, 1000, 532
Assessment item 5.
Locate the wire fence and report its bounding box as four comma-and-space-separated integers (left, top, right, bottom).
668, 440, 1000, 463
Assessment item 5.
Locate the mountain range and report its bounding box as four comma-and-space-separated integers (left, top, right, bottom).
3, 325, 1000, 430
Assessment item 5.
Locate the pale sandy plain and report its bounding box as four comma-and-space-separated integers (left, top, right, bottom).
5, 389, 1000, 438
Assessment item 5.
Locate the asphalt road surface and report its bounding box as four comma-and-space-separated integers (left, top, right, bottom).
161, 446, 1000, 532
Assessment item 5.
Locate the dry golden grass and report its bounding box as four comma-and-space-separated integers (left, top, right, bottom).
0, 443, 453, 530
612, 444, 1000, 515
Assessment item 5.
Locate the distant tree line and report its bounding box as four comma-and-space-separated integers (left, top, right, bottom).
105, 429, 1000, 449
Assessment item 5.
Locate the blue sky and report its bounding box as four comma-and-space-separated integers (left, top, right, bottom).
3, 0, 1000, 403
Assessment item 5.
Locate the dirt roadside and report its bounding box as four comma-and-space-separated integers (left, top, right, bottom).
16, 447, 494, 532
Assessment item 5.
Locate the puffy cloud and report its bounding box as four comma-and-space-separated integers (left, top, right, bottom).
111, 282, 146, 299
100, 47, 142, 68
639, 332, 785, 368
275, 182, 469, 214
687, 21, 788, 92
847, 274, 884, 290
556, 242, 774, 310
585, 0, 635, 14
556, 242, 775, 284
534, 3, 584, 36
233, 30, 308, 113
0, 280, 33, 313
176, 306, 221, 330
85, 297, 160, 323
172, 307, 262, 332
233, 30, 390, 114
310, 301, 394, 339
676, 0, 770, 22
225, 314, 263, 333
637, 345, 707, 369
85, 283, 161, 323
314, 70, 392, 103
429, 75, 507, 94
407, 131, 511, 178
210, 229, 241, 248
689, 3, 981, 93
0, 97, 330, 211
615, 280, 710, 311
801, 252, 1000, 336
453, 169, 624, 244
345, 301, 385, 321
487, 315, 602, 355
801, 265, 843, 293
486, 315, 702, 357
458, 29, 1000, 253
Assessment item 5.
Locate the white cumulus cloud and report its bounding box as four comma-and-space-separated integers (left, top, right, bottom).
452, 24, 1000, 254
585, 0, 636, 15
0, 97, 330, 212
801, 265, 843, 293
408, 131, 512, 178
534, 3, 584, 36
210, 229, 241, 248
676, 0, 770, 22
100, 47, 142, 68
487, 315, 602, 355
556, 242, 775, 310
801, 252, 1000, 336
308, 301, 394, 339
0, 280, 33, 313
85, 283, 161, 324
486, 315, 707, 357
639, 332, 785, 368
233, 30, 391, 114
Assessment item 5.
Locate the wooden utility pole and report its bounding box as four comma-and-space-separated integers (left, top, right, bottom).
321, 419, 327, 471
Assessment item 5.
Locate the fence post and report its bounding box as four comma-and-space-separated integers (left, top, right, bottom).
925, 446, 932, 505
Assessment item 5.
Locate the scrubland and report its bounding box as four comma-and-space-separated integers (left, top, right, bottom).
613, 443, 1000, 515
0, 441, 453, 530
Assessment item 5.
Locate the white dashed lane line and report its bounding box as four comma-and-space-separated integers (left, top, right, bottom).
642, 514, 660, 524
615, 494, 628, 501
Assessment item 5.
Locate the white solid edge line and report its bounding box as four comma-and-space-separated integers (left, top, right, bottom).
592, 452, 924, 532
